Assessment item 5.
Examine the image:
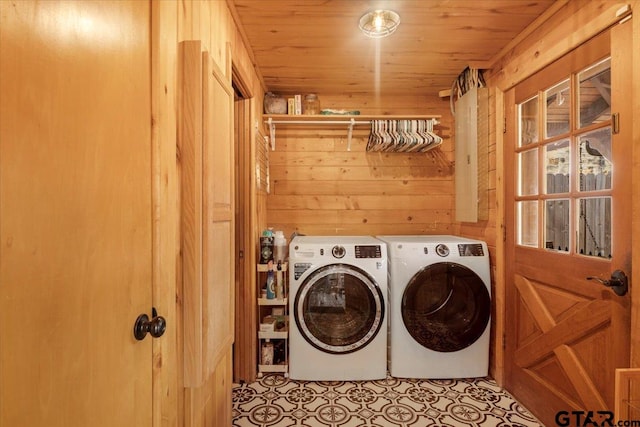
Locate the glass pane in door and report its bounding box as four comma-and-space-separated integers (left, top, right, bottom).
544, 139, 570, 194
578, 58, 611, 128
577, 197, 611, 258
519, 96, 539, 146
518, 148, 538, 196
545, 199, 569, 252
517, 201, 538, 247
545, 80, 570, 138
578, 128, 612, 191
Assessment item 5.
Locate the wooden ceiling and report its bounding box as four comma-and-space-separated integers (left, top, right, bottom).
228, 0, 560, 98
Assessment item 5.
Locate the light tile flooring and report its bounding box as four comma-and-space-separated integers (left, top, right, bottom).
232, 374, 544, 427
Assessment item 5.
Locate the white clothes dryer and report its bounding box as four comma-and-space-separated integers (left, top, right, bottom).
377, 235, 491, 379
288, 236, 387, 381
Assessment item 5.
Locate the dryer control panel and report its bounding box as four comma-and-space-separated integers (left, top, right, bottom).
355, 245, 382, 259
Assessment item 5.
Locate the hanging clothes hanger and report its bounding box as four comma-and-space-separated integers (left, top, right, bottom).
365, 119, 441, 153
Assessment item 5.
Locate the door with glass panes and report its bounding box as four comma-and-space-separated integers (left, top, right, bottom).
504, 23, 632, 426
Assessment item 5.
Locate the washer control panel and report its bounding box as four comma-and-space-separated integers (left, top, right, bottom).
293, 262, 312, 280
355, 245, 382, 259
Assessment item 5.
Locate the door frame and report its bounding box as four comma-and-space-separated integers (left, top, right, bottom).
150, 1, 179, 426
232, 64, 259, 383
632, 4, 640, 370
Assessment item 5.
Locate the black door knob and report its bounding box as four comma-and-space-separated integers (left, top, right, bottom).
133, 309, 167, 341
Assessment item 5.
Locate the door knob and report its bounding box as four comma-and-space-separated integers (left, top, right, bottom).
133, 307, 166, 340
587, 270, 629, 296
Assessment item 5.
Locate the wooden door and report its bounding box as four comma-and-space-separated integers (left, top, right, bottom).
202, 49, 235, 380
504, 23, 632, 426
0, 1, 153, 426
179, 41, 235, 424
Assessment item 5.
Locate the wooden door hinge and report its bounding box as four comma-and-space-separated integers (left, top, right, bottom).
503, 117, 507, 134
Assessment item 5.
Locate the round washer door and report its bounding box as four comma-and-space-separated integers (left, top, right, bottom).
294, 263, 385, 354
402, 262, 490, 352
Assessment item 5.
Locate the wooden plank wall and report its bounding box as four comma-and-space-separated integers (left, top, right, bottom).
265, 93, 455, 238
267, 127, 454, 236
153, 0, 266, 425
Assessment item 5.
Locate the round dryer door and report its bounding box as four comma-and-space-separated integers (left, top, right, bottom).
402, 262, 490, 353
294, 264, 385, 354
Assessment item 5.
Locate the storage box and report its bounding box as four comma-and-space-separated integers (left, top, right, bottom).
259, 316, 276, 332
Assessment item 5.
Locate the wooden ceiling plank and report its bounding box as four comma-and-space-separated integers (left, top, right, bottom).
230, 0, 558, 97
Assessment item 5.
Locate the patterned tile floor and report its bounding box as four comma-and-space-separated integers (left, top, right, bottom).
232, 375, 544, 427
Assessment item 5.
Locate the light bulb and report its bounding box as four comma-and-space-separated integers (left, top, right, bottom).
373, 12, 384, 30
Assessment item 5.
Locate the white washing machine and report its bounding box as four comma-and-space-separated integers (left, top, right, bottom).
377, 235, 491, 379
288, 236, 387, 381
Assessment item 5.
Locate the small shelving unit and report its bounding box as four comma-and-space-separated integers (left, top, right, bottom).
264, 114, 441, 151
257, 262, 289, 377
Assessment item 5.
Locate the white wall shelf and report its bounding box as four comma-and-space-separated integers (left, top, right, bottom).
258, 330, 288, 340
258, 297, 288, 306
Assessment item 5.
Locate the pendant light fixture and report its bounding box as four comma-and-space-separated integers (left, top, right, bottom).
359, 9, 400, 38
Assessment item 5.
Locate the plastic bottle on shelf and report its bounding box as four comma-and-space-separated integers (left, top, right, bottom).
273, 230, 287, 263
260, 229, 274, 264
276, 261, 284, 300
265, 261, 276, 299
